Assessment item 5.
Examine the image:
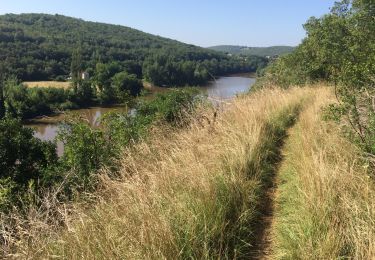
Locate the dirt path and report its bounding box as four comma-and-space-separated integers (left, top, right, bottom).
249, 168, 278, 259
249, 129, 295, 259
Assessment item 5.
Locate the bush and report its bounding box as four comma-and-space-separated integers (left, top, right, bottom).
137, 87, 202, 125
58, 118, 109, 187
56, 88, 203, 188
0, 117, 57, 183
111, 72, 142, 97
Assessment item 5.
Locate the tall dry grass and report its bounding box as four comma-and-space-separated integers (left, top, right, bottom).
1, 87, 315, 259
271, 87, 375, 259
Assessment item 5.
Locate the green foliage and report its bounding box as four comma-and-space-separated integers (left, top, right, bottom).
0, 177, 18, 211
259, 0, 375, 89
111, 72, 142, 97
137, 87, 202, 125
73, 80, 95, 106
0, 77, 79, 119
58, 118, 109, 186
93, 62, 137, 104
257, 0, 375, 156
0, 117, 57, 185
0, 13, 263, 119
0, 69, 140, 120
101, 112, 148, 152
70, 44, 83, 92
208, 45, 295, 57
55, 88, 202, 189
254, 52, 312, 88
3, 77, 29, 118
0, 65, 5, 119
142, 52, 260, 86
0, 13, 254, 86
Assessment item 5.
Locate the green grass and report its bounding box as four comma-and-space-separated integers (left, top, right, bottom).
1, 87, 325, 259
271, 88, 375, 259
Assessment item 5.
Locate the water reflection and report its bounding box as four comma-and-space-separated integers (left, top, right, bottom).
205, 76, 256, 100
27, 75, 256, 156
26, 106, 128, 156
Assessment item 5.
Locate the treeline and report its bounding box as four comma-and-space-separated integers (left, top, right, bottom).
0, 13, 265, 86
143, 52, 266, 86
208, 45, 295, 57
0, 63, 143, 120
0, 87, 202, 211
256, 0, 375, 155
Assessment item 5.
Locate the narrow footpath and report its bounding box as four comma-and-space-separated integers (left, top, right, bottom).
249, 106, 310, 259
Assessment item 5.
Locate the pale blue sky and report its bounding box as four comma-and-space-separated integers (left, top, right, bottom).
0, 0, 335, 47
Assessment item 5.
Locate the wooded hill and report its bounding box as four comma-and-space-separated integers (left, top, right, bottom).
208, 45, 295, 57
0, 13, 266, 84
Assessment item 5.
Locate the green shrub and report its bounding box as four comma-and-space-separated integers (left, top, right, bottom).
137, 87, 202, 125
0, 117, 57, 185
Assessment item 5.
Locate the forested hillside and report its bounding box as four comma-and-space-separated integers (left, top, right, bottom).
0, 13, 264, 84
2, 1, 375, 258
208, 45, 295, 57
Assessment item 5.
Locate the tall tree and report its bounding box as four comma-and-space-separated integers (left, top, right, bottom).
0, 82, 4, 120
71, 44, 83, 93
0, 63, 6, 119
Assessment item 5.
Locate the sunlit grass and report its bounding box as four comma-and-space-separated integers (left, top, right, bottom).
271, 87, 375, 259
4, 86, 373, 259
23, 81, 71, 89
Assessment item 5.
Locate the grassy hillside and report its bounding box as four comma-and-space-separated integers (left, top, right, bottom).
270, 86, 375, 259
208, 45, 295, 57
0, 86, 306, 257
0, 13, 262, 83
1, 1, 374, 258
3, 85, 373, 259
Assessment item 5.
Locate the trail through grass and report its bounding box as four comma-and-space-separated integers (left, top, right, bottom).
270, 87, 375, 259
5, 86, 371, 259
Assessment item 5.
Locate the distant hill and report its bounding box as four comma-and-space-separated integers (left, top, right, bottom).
0, 13, 261, 84
208, 45, 295, 57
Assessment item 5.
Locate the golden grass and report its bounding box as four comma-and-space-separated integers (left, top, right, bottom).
23, 81, 71, 89
270, 87, 375, 259
5, 85, 372, 259
1, 86, 317, 259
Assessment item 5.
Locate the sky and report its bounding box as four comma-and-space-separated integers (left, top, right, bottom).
0, 0, 336, 47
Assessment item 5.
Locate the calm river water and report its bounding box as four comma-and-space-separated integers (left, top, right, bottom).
26, 75, 256, 155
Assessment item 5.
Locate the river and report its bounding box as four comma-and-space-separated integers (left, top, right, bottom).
26, 75, 256, 156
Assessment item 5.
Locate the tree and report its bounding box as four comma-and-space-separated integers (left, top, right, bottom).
111, 72, 142, 97
0, 63, 6, 119
3, 77, 29, 118
0, 78, 5, 120
58, 117, 109, 187
0, 13, 254, 85
257, 0, 375, 154
0, 117, 57, 185
94, 62, 122, 104
71, 44, 83, 93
